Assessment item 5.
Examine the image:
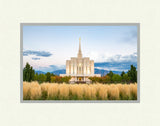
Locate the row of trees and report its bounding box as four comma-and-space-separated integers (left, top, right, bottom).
23, 63, 137, 84
34, 73, 71, 83
89, 65, 137, 83
23, 63, 71, 83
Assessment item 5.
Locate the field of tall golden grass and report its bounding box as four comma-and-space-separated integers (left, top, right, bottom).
23, 82, 137, 100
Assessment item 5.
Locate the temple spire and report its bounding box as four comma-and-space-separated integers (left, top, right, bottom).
79, 37, 81, 52
78, 37, 82, 58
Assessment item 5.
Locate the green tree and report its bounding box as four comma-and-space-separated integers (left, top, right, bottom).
23, 62, 35, 82
112, 74, 121, 83
34, 73, 38, 81
127, 65, 137, 83
107, 71, 113, 78
122, 73, 130, 83
121, 71, 125, 77
37, 74, 46, 83
45, 72, 51, 82
107, 71, 114, 82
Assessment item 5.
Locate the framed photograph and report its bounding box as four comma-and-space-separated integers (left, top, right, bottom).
21, 23, 140, 102
2, 0, 160, 125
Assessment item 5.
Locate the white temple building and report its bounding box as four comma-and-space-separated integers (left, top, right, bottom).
60, 38, 101, 83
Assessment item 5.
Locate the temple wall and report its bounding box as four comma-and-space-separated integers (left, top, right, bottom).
66, 57, 94, 75
66, 57, 95, 76
90, 60, 94, 74
66, 60, 70, 74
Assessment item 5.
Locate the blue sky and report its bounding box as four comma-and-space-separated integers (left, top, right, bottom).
23, 25, 137, 72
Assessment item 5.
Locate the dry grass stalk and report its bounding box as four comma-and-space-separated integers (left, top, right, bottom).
47, 84, 59, 99
98, 85, 108, 100
29, 82, 41, 100
108, 84, 119, 100
23, 82, 137, 100
23, 81, 31, 99
59, 84, 69, 99
129, 83, 137, 99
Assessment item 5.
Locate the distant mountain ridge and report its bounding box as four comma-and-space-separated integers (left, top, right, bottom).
35, 68, 123, 76
94, 61, 137, 71
35, 71, 46, 74
51, 69, 66, 75
35, 61, 137, 76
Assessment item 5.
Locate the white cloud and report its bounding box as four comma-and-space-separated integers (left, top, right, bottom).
86, 52, 137, 63
95, 67, 128, 72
